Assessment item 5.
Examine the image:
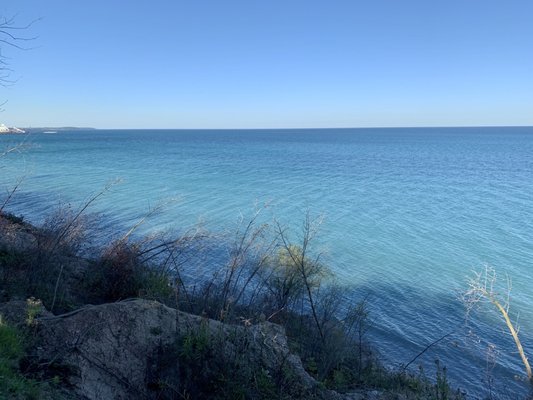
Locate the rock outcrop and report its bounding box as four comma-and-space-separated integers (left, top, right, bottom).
28, 299, 325, 400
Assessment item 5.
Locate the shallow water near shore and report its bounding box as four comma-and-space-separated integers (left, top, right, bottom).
1, 127, 533, 397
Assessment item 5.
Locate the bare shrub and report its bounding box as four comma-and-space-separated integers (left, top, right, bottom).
192, 207, 276, 322
83, 217, 208, 306
0, 183, 116, 311
38, 203, 93, 255
83, 239, 148, 303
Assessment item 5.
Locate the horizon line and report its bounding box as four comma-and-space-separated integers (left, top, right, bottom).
18, 124, 533, 131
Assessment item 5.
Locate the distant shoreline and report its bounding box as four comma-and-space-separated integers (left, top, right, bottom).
22, 127, 97, 132
7, 125, 533, 132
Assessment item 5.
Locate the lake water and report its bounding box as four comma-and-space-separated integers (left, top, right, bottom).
1, 127, 532, 397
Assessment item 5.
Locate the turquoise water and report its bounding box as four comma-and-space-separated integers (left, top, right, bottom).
1, 127, 533, 397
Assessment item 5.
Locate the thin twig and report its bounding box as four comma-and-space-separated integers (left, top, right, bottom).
402, 331, 455, 371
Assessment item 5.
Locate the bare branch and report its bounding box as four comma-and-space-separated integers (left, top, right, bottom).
0, 15, 40, 87
463, 266, 532, 382
402, 331, 455, 372
48, 179, 121, 253
0, 174, 26, 213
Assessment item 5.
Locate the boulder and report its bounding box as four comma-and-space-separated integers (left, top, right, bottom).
32, 299, 323, 400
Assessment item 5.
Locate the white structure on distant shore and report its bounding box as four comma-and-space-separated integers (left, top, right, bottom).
0, 124, 25, 134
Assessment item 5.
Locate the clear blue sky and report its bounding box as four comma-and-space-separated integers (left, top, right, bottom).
1, 1, 532, 128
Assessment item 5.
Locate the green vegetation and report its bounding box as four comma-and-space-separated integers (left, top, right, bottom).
0, 303, 63, 399
150, 321, 326, 400
0, 318, 39, 399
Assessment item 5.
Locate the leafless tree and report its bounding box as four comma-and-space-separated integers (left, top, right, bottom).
463, 266, 532, 383
0, 15, 40, 87
0, 15, 38, 211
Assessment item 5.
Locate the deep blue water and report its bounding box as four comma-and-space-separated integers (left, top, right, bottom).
1, 127, 533, 398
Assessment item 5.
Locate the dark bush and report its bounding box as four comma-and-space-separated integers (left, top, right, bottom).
84, 241, 146, 303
